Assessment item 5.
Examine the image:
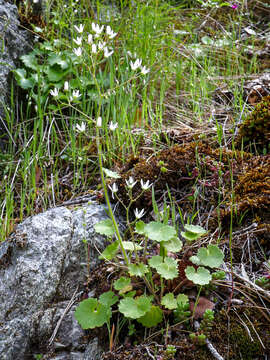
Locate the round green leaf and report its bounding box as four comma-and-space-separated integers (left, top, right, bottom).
98, 241, 119, 260
148, 255, 163, 268
137, 305, 163, 327
162, 236, 183, 253
149, 256, 178, 280
122, 241, 143, 251
181, 231, 200, 242
46, 65, 67, 82
189, 255, 201, 265
176, 293, 189, 307
48, 53, 69, 69
157, 257, 179, 280
135, 220, 146, 235
118, 296, 151, 319
161, 293, 177, 310
201, 36, 214, 45
94, 219, 115, 236
196, 245, 224, 268
114, 277, 131, 291
184, 224, 208, 235
185, 266, 212, 285
21, 53, 38, 70
144, 221, 176, 242
128, 263, 149, 277
103, 168, 121, 179
99, 291, 118, 307
74, 298, 111, 329
13, 69, 35, 89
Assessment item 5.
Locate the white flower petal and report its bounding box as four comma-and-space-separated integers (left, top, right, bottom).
74, 24, 84, 33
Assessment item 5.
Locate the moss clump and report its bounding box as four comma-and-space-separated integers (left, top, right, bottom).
221, 155, 270, 229
228, 324, 262, 359
236, 95, 270, 154
113, 141, 249, 220
210, 309, 270, 360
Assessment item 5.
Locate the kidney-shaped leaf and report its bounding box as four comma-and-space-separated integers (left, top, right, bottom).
128, 263, 149, 277
162, 236, 183, 253
185, 266, 212, 285
137, 305, 163, 327
94, 219, 115, 236
74, 298, 111, 329
122, 241, 143, 251
118, 296, 151, 319
161, 293, 177, 310
144, 221, 176, 242
196, 245, 224, 268
149, 256, 178, 280
98, 241, 119, 260
99, 291, 118, 307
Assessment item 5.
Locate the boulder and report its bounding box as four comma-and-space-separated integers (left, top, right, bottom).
0, 0, 32, 130
0, 203, 109, 359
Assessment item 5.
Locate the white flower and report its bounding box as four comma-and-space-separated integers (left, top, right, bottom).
140, 179, 152, 190
106, 25, 117, 39
98, 41, 106, 50
104, 47, 114, 58
109, 121, 118, 131
73, 36, 82, 46
75, 122, 86, 133
74, 24, 84, 33
108, 183, 118, 199
73, 47, 82, 56
130, 59, 142, 71
72, 90, 81, 99
64, 81, 69, 91
141, 66, 150, 75
88, 34, 93, 44
50, 87, 59, 97
125, 176, 137, 189
134, 208, 145, 219
92, 43, 97, 54
96, 117, 102, 127
92, 23, 104, 35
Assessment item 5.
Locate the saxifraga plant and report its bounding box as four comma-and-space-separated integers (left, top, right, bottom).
33, 19, 226, 348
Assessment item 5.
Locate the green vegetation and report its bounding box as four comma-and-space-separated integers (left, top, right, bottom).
1, 0, 270, 358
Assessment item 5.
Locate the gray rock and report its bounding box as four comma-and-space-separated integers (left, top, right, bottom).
0, 0, 32, 128
0, 203, 108, 359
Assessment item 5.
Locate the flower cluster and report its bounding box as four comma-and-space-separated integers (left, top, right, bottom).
108, 177, 152, 218
129, 58, 149, 75
50, 86, 82, 102
72, 22, 116, 59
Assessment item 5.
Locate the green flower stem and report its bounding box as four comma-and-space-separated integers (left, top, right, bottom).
96, 127, 129, 266
159, 243, 167, 259
191, 286, 202, 319
143, 275, 159, 303
160, 276, 164, 301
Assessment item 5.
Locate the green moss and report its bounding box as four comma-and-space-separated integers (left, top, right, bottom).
220, 154, 270, 230
210, 310, 270, 360
236, 95, 270, 154
228, 324, 262, 359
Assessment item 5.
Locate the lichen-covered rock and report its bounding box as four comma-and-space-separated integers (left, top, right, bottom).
0, 0, 31, 125
0, 203, 108, 359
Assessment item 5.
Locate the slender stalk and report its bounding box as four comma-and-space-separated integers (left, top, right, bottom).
96, 128, 129, 266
